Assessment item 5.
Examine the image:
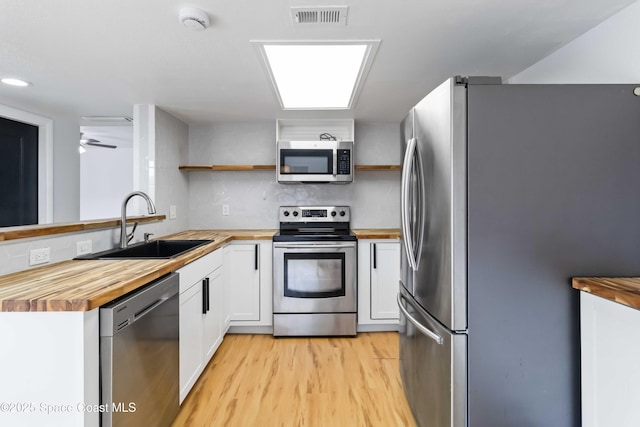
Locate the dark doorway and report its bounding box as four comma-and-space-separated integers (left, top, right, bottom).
0, 116, 39, 227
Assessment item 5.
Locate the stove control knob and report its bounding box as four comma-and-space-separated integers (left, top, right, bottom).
331, 211, 337, 217
283, 210, 290, 217
339, 210, 346, 217
293, 211, 299, 217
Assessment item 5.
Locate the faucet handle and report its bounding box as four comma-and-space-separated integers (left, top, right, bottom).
144, 232, 154, 243
126, 221, 139, 243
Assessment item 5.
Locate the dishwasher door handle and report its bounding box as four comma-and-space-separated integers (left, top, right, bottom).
134, 296, 170, 322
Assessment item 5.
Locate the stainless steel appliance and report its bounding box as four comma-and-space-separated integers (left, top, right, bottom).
277, 140, 353, 184
399, 76, 640, 427
100, 273, 179, 427
273, 205, 357, 336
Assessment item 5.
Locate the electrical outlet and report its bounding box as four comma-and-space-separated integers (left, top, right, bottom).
29, 248, 51, 266
169, 205, 177, 220
222, 204, 230, 216
76, 240, 92, 256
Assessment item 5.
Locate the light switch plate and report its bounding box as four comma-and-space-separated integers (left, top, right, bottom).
169, 205, 177, 219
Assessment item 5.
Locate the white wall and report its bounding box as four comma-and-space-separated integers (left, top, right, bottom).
80, 147, 133, 220
152, 107, 190, 236
510, 1, 640, 83
187, 122, 400, 229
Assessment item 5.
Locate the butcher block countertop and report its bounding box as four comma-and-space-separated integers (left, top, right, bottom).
353, 229, 400, 239
572, 277, 640, 310
0, 228, 398, 312
0, 230, 264, 312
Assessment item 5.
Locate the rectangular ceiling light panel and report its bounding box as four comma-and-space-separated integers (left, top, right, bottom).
254, 40, 380, 110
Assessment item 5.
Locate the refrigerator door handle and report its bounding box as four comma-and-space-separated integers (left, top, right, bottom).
397, 293, 443, 345
401, 137, 418, 271
412, 138, 426, 271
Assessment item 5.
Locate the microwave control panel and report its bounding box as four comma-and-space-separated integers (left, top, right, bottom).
337, 149, 351, 175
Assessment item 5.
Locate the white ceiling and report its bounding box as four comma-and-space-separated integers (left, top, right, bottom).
0, 0, 637, 124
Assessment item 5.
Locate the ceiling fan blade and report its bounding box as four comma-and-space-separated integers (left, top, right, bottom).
85, 141, 117, 149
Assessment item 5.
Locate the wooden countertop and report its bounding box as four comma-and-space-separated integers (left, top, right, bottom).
353, 229, 400, 239
572, 277, 640, 310
0, 228, 398, 312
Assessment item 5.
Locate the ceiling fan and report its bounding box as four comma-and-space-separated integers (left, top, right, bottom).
79, 133, 117, 150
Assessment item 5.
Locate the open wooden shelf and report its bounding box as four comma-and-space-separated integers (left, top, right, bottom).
179, 164, 400, 171
355, 165, 401, 171
179, 165, 276, 171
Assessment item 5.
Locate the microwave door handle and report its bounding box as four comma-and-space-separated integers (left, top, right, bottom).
333, 148, 338, 176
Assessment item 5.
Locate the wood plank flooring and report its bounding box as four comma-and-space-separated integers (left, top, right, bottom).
172, 332, 416, 427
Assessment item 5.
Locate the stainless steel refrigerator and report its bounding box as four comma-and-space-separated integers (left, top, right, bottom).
398, 76, 640, 427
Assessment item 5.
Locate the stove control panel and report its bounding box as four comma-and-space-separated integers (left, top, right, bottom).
279, 206, 350, 223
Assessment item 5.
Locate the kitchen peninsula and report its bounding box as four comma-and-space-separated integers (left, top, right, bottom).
0, 227, 399, 427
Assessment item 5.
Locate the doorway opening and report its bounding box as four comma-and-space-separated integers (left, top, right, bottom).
0, 117, 39, 226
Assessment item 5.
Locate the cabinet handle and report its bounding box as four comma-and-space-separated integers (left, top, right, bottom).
205, 277, 210, 312
202, 278, 208, 314
254, 244, 259, 270
373, 243, 377, 269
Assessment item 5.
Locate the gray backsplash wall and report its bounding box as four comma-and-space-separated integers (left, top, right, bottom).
188, 122, 401, 229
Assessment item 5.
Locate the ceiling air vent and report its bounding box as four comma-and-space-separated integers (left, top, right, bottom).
291, 6, 348, 26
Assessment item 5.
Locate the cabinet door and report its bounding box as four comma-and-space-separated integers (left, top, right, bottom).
227, 243, 261, 321
222, 247, 232, 332
371, 242, 400, 320
179, 282, 204, 404
203, 267, 223, 361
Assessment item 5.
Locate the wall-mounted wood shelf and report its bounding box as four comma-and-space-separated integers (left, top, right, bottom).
179, 165, 275, 171
355, 165, 401, 171
179, 165, 400, 172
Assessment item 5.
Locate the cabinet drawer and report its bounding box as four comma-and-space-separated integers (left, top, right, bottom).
178, 249, 223, 293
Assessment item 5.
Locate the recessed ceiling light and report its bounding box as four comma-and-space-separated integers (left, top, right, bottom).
253, 40, 380, 110
1, 77, 31, 87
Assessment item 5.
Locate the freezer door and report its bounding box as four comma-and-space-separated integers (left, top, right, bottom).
412, 77, 467, 331
398, 286, 467, 427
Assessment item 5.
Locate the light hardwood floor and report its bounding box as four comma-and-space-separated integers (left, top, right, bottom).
172, 332, 416, 427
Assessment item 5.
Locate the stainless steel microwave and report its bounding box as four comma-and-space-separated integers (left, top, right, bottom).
277, 140, 354, 184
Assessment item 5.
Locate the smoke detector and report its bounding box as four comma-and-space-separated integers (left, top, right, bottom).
179, 7, 210, 30
290, 6, 348, 26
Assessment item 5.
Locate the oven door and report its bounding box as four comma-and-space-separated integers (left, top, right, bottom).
273, 241, 357, 313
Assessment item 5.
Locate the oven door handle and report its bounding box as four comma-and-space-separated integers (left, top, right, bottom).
273, 243, 356, 249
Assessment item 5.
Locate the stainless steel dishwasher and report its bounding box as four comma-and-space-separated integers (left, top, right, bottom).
100, 272, 179, 427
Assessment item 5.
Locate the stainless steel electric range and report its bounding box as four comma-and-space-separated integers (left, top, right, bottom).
272, 206, 357, 337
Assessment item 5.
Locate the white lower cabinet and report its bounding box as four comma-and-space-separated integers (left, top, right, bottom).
580, 292, 640, 427
178, 248, 223, 403
357, 240, 400, 330
225, 241, 273, 328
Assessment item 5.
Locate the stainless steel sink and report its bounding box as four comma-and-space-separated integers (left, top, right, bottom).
75, 240, 212, 260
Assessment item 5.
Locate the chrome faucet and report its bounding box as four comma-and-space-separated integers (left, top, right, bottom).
120, 191, 157, 249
